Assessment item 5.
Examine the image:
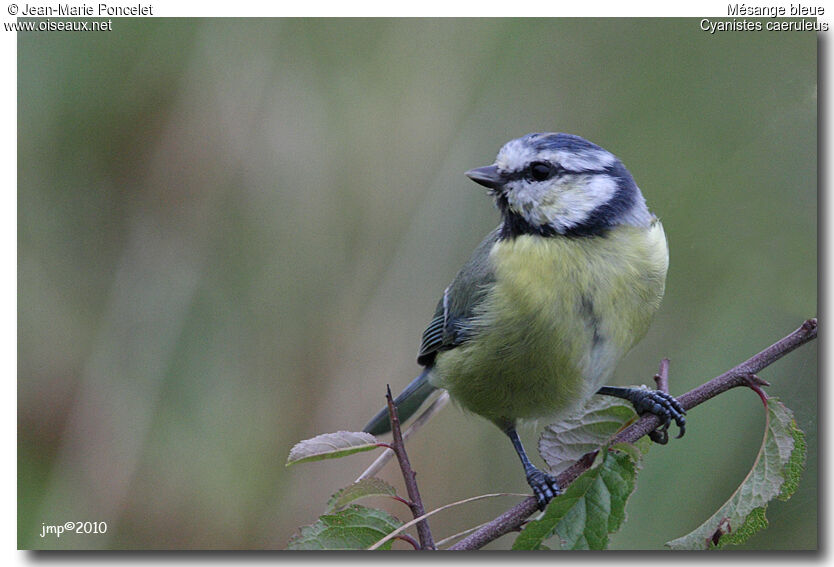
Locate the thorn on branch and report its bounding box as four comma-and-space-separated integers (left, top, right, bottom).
649, 359, 673, 443
746, 374, 771, 387
654, 358, 670, 394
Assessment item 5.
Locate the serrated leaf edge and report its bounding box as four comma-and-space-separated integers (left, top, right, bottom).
513, 449, 637, 550
665, 398, 805, 550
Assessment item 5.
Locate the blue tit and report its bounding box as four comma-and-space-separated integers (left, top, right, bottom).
364, 132, 684, 509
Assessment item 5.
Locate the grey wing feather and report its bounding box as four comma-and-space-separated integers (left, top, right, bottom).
416, 227, 501, 366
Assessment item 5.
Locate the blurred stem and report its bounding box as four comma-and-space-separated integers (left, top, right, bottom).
435, 520, 493, 548
449, 318, 818, 550
386, 386, 436, 550
394, 534, 420, 550
357, 391, 449, 481
369, 492, 531, 550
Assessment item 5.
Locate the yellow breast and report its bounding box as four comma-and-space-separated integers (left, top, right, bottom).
434, 221, 668, 424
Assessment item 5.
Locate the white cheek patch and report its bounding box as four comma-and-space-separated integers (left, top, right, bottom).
549, 175, 618, 230
507, 175, 619, 232
505, 180, 549, 225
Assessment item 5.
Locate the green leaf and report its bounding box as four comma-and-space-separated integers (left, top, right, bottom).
286, 431, 381, 466
539, 396, 639, 475
287, 505, 403, 550
665, 398, 806, 550
325, 478, 399, 513
512, 450, 638, 550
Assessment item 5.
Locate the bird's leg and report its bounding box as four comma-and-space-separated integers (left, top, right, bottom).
502, 423, 561, 510
596, 386, 686, 444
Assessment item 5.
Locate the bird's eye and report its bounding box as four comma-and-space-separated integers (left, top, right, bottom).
528, 162, 552, 182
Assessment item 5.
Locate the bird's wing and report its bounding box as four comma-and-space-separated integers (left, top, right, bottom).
417, 227, 501, 366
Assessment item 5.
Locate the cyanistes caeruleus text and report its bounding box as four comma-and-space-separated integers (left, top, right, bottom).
364, 132, 684, 509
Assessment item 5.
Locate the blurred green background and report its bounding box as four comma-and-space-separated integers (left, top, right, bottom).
18, 19, 817, 550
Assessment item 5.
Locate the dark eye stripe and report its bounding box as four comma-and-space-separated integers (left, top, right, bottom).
500, 161, 610, 183
505, 162, 567, 181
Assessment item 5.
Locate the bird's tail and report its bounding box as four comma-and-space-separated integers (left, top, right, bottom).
362, 368, 437, 435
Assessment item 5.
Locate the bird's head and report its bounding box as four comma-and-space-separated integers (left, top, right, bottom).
466, 133, 653, 237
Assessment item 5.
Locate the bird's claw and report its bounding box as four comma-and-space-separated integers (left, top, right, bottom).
631, 389, 686, 443
526, 468, 561, 511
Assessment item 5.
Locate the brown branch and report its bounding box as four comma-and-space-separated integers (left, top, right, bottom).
386, 385, 436, 550
357, 391, 450, 482
449, 318, 817, 550
654, 358, 670, 393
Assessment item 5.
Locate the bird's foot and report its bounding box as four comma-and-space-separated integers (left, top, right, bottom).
526, 468, 561, 511
629, 389, 686, 444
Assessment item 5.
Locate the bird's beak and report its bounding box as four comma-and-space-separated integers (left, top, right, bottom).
465, 165, 505, 190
